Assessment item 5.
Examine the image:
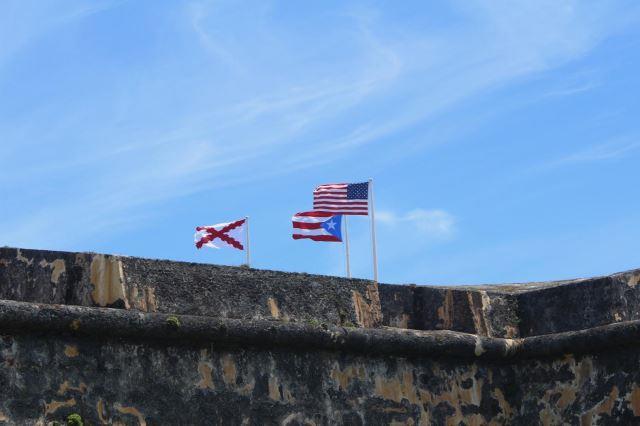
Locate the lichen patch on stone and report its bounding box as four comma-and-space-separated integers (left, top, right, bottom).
145, 287, 157, 312
493, 388, 513, 420
64, 345, 79, 358
467, 291, 489, 336
45, 398, 76, 415
115, 403, 146, 426
391, 313, 410, 329
197, 350, 215, 390
39, 258, 66, 284
267, 297, 280, 319
70, 319, 81, 331
97, 398, 109, 424
351, 289, 381, 328
15, 249, 33, 266
437, 290, 454, 330
503, 338, 521, 356
57, 380, 87, 395
267, 375, 293, 402
626, 273, 640, 287
374, 370, 420, 405
268, 375, 280, 400
221, 354, 237, 386
474, 336, 485, 356
624, 383, 640, 416
281, 412, 317, 426
90, 255, 129, 308
330, 364, 365, 391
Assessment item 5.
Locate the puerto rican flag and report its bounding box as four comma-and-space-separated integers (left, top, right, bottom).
194, 218, 246, 250
292, 211, 343, 242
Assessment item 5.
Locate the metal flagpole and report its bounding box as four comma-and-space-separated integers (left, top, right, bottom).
245, 216, 251, 267
343, 215, 351, 278
368, 178, 378, 282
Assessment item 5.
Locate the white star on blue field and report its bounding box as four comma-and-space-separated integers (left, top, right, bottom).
1, 1, 640, 284
347, 183, 368, 200
321, 216, 342, 240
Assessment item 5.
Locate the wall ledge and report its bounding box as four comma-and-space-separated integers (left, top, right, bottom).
0, 299, 638, 361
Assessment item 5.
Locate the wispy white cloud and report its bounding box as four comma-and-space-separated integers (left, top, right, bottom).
547, 137, 640, 167
0, 0, 120, 69
540, 81, 599, 99
378, 209, 456, 239
187, 1, 243, 71
1, 0, 638, 249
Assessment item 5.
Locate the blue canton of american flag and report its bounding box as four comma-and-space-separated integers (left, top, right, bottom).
313, 182, 369, 215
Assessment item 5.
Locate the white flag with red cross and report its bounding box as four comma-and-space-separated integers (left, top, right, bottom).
194, 218, 246, 250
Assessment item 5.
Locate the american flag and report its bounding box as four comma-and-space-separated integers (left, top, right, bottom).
313, 182, 369, 215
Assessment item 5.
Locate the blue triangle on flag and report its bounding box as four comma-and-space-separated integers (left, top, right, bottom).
321, 215, 342, 240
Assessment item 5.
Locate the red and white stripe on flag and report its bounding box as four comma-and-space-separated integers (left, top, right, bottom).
292, 211, 342, 242
194, 218, 245, 250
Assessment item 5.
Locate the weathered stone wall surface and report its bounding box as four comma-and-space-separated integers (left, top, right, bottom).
1, 310, 640, 425
380, 268, 640, 338
0, 247, 381, 328
516, 270, 640, 337
2, 246, 640, 425
6, 246, 640, 338
379, 285, 520, 338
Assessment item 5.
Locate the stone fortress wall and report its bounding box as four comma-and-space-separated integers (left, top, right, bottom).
1, 247, 640, 425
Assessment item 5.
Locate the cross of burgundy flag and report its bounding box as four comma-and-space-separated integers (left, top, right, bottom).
194, 218, 246, 250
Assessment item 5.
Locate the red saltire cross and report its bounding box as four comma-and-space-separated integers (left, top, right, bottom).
195, 218, 245, 250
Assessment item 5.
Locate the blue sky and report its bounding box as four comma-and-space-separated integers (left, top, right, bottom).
1, 0, 639, 285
